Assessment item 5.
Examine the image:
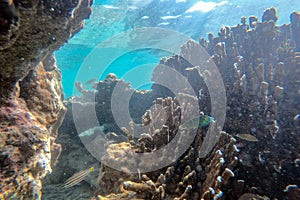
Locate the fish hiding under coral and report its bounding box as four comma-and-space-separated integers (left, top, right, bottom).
180, 114, 214, 130
63, 166, 95, 188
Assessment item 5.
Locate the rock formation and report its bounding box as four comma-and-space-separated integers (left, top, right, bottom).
0, 0, 93, 199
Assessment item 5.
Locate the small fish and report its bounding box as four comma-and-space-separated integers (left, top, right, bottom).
63, 166, 94, 188
180, 115, 214, 130
236, 134, 259, 142
85, 78, 97, 85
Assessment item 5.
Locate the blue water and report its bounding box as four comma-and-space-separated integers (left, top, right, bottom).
55, 0, 300, 98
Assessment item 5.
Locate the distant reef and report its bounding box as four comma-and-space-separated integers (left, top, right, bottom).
0, 0, 92, 199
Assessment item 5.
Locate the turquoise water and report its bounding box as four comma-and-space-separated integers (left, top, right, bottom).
55, 0, 300, 98
56, 47, 171, 97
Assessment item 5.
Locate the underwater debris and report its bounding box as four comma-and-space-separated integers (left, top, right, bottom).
63, 166, 95, 188
236, 134, 259, 142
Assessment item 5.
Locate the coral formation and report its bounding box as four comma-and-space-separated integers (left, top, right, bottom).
41, 6, 299, 200
91, 7, 300, 199
95, 96, 239, 199
197, 8, 300, 199
290, 11, 300, 51
42, 74, 163, 199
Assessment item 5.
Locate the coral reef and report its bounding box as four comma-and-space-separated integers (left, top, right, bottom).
149, 7, 300, 199
198, 8, 300, 199
61, 73, 158, 134
0, 0, 93, 199
42, 74, 164, 199
96, 96, 239, 199
91, 7, 300, 200
42, 7, 299, 200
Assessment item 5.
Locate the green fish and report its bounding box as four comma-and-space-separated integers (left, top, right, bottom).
180, 115, 214, 130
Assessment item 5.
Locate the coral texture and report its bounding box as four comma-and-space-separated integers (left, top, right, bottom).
0, 0, 92, 97
0, 55, 66, 199
43, 7, 299, 200
95, 7, 300, 199
96, 97, 238, 200
197, 8, 300, 198
0, 0, 93, 199
42, 74, 159, 199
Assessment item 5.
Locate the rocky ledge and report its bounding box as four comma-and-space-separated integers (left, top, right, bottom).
0, 0, 92, 199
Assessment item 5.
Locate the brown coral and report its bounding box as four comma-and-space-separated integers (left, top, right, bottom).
94, 8, 300, 200
97, 97, 239, 200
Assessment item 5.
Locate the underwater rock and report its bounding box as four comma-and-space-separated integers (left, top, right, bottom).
0, 0, 93, 199
284, 184, 300, 200
0, 0, 92, 98
0, 55, 66, 199
238, 193, 269, 200
0, 0, 19, 49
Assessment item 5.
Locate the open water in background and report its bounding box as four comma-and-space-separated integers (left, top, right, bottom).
55, 0, 300, 98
